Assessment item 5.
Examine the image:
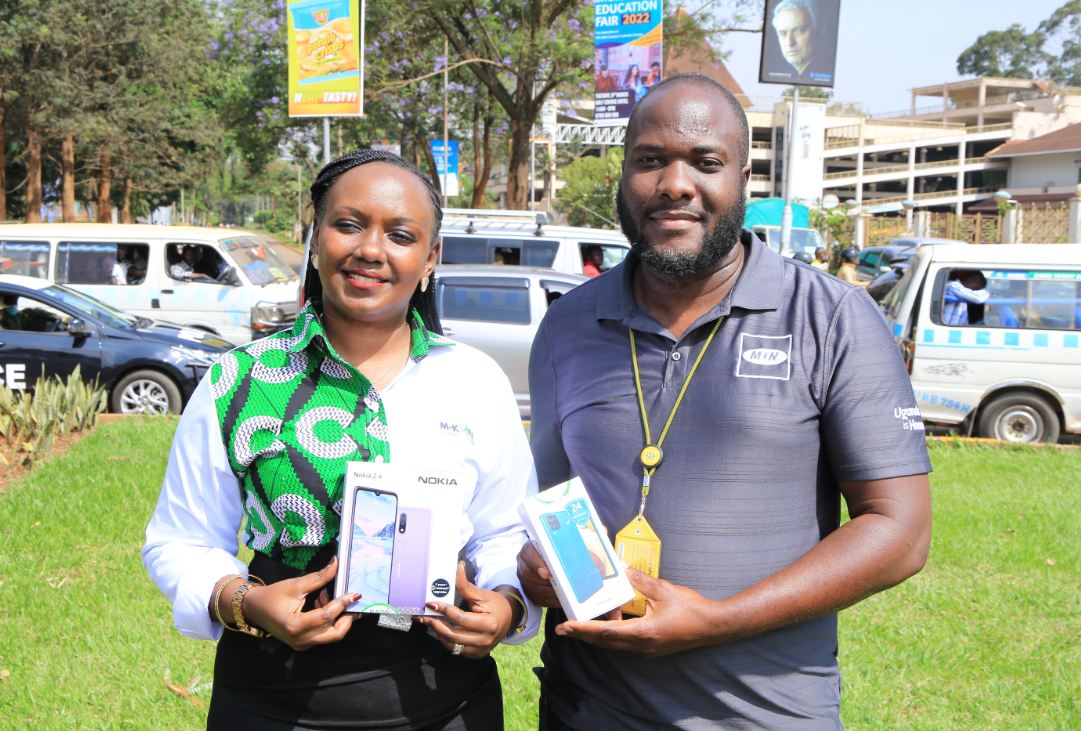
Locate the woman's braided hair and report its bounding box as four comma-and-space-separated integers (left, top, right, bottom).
306, 149, 443, 334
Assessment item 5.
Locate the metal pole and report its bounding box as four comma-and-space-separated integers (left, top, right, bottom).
323, 117, 331, 164
780, 86, 799, 254
297, 163, 302, 239
442, 37, 449, 208
529, 141, 535, 213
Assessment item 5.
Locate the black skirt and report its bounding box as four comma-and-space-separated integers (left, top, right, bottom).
206, 553, 503, 730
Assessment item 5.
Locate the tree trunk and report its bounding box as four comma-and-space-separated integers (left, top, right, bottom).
470, 103, 494, 209
0, 105, 6, 220
418, 134, 441, 200
506, 117, 532, 210
26, 130, 42, 223
121, 177, 133, 223
96, 151, 112, 222
61, 134, 76, 221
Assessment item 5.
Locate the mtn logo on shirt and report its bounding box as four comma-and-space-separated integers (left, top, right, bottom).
735, 333, 793, 380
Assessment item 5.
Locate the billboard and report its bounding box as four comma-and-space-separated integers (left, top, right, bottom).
786, 102, 825, 202
593, 1, 663, 126
759, 0, 840, 88
287, 0, 365, 117
430, 140, 459, 197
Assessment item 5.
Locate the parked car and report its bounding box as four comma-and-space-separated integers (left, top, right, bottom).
435, 265, 588, 418
887, 236, 969, 249
0, 273, 230, 414
866, 251, 917, 303
0, 223, 300, 345
883, 243, 1081, 443
856, 245, 915, 282
439, 209, 630, 276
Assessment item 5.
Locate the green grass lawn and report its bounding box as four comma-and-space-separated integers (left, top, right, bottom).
0, 420, 1077, 729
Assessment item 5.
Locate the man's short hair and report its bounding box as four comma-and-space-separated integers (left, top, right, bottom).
772, 0, 817, 30
624, 73, 750, 167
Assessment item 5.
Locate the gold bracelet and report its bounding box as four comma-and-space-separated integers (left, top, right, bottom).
231, 579, 269, 638
211, 574, 245, 629
497, 589, 529, 636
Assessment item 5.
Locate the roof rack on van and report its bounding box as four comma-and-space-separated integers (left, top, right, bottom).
442, 208, 548, 236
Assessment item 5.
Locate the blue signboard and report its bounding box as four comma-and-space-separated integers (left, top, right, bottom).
429, 139, 459, 196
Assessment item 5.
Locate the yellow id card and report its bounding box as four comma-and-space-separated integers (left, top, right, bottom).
614, 515, 661, 616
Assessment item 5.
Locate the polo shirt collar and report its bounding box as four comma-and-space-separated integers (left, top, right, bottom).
596, 228, 784, 325
286, 300, 452, 363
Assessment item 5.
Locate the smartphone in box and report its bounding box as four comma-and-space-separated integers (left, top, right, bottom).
566, 498, 618, 579
345, 487, 397, 611
388, 507, 431, 613
541, 510, 604, 602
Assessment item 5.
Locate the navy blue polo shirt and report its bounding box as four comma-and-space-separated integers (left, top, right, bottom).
529, 230, 931, 729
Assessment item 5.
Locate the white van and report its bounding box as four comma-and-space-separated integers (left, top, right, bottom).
0, 223, 300, 345
439, 209, 630, 276
882, 243, 1081, 443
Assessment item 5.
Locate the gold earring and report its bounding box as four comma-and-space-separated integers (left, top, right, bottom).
310, 253, 318, 270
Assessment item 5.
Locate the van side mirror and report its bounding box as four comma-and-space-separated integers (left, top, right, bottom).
218, 266, 241, 286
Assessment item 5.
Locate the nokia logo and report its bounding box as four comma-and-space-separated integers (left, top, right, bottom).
741, 347, 789, 365
418, 476, 459, 486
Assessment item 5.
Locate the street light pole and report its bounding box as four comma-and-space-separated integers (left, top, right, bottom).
780, 85, 800, 253
442, 37, 449, 208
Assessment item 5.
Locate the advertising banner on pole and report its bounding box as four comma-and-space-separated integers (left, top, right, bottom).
759, 0, 841, 88
430, 140, 459, 197
287, 0, 365, 117
593, 1, 663, 126
787, 102, 825, 202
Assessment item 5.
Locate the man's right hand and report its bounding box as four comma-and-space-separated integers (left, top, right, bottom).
516, 542, 561, 608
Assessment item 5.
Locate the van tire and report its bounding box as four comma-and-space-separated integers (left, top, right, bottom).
111, 370, 182, 415
977, 393, 1060, 444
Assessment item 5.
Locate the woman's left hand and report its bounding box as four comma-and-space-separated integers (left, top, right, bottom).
416, 562, 515, 659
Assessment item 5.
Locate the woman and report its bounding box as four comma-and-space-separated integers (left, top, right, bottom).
623, 64, 642, 96
143, 150, 537, 729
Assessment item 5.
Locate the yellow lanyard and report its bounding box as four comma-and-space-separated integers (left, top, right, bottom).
629, 316, 725, 515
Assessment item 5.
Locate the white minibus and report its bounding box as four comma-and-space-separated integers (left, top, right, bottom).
0, 223, 299, 345
882, 243, 1081, 443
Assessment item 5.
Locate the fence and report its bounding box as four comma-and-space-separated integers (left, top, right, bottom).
1016, 202, 1071, 243
925, 212, 1001, 243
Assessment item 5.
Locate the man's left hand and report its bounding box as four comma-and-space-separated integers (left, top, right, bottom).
553, 569, 716, 658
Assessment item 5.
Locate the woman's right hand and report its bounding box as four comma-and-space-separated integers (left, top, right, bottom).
241, 557, 360, 651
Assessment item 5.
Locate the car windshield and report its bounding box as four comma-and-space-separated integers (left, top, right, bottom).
220, 237, 297, 285
754, 227, 823, 257
42, 283, 138, 329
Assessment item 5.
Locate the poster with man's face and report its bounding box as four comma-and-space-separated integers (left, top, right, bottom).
758, 0, 841, 87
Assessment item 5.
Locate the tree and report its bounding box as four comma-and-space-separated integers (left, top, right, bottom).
956, 24, 1047, 79
956, 2, 1081, 85
423, 1, 593, 209
556, 148, 623, 228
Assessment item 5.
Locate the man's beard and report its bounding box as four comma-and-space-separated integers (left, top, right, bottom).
617, 180, 746, 279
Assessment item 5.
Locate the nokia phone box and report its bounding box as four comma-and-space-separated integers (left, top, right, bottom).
519, 478, 635, 621
335, 462, 466, 616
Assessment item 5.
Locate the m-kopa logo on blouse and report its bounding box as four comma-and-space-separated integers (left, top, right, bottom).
735, 333, 793, 380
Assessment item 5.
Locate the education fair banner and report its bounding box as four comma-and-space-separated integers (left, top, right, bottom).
593, 1, 663, 126
287, 0, 365, 117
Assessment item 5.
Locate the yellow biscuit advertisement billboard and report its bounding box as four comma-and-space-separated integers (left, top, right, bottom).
287, 0, 364, 117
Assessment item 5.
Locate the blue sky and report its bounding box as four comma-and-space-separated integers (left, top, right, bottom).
721, 0, 1068, 114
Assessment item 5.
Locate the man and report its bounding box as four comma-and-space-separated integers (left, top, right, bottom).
595, 64, 617, 93
943, 269, 990, 325
168, 245, 215, 282
519, 74, 931, 728
812, 246, 829, 270
770, 0, 828, 82
837, 246, 861, 284
581, 246, 604, 278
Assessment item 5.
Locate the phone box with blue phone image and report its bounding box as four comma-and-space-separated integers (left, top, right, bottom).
519, 477, 634, 621
334, 462, 466, 616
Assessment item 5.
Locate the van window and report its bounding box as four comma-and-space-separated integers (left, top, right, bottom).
935, 268, 1081, 330
166, 243, 227, 283
580, 243, 628, 273
441, 236, 559, 267
220, 236, 296, 284
0, 240, 50, 279
57, 242, 123, 285
440, 281, 531, 324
